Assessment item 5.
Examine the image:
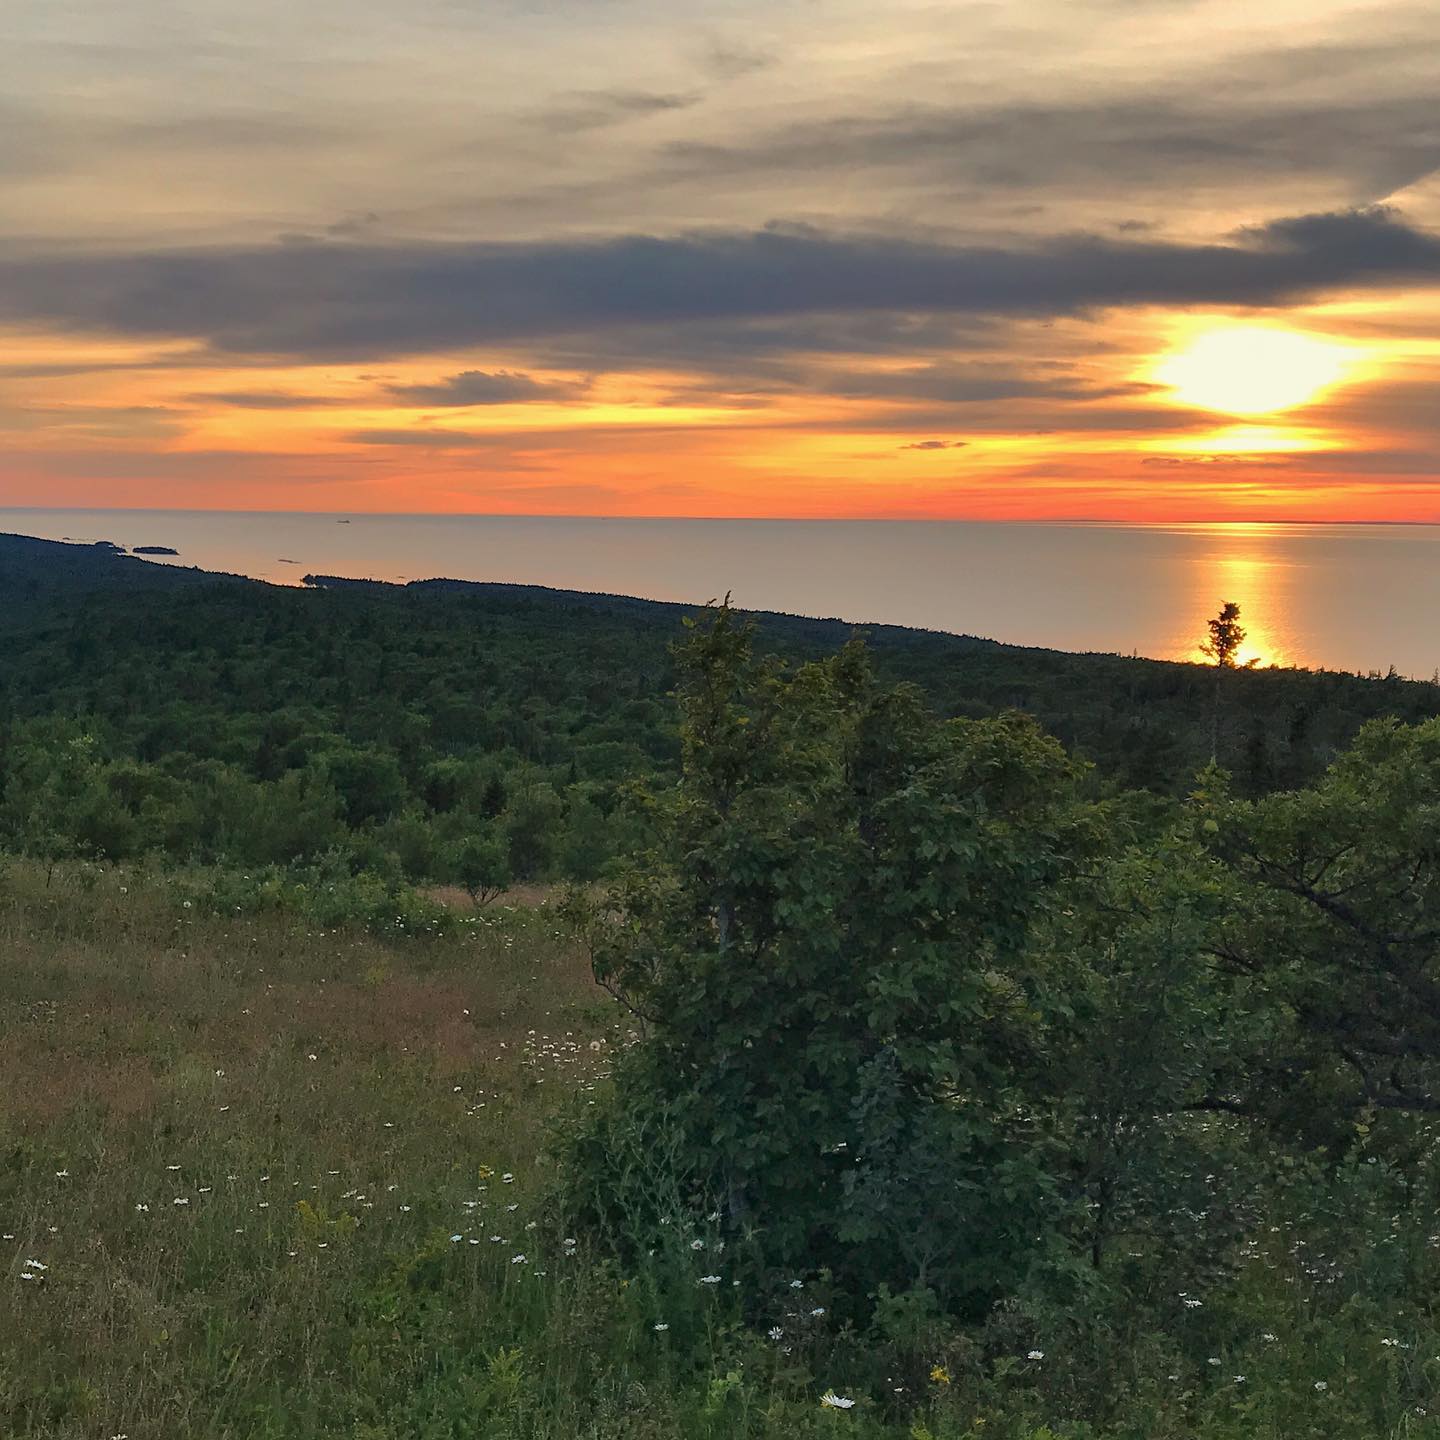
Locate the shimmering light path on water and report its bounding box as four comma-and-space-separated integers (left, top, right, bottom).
6, 511, 1438, 679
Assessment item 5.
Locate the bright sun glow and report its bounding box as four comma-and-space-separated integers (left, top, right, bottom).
1154, 327, 1355, 416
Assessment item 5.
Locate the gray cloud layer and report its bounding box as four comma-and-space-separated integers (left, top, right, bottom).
2, 208, 1435, 361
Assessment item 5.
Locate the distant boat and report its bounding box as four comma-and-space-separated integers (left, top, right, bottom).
336, 519, 351, 524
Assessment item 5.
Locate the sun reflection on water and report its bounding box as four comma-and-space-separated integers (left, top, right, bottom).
1176, 525, 1302, 669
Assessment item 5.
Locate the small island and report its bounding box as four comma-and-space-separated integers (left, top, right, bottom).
132, 545, 180, 556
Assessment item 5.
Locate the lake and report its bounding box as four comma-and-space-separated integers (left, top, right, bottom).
5, 509, 1438, 679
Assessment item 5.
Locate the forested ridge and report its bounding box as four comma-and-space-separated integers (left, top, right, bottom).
4, 531, 1437, 895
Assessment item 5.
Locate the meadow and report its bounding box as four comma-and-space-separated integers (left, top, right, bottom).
4, 857, 1440, 1440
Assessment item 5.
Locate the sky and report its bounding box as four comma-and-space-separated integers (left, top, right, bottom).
3, 0, 1440, 520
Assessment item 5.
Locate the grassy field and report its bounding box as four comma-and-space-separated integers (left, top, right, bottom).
0, 861, 648, 1437
5, 861, 1440, 1440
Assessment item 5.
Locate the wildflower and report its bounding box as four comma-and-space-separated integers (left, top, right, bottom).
55, 1169, 69, 1179
19, 1272, 40, 1283
930, 1366, 951, 1385
1234, 1375, 1246, 1383
1261, 1332, 1277, 1342
811, 1307, 826, 1317
1027, 1350, 1044, 1362
134, 1203, 149, 1212
690, 1238, 705, 1250
399, 1205, 411, 1212
307, 1054, 317, 1062
450, 1234, 463, 1243
173, 1197, 189, 1206
820, 1391, 855, 1410
769, 1327, 784, 1341
23, 1259, 46, 1270
1183, 1298, 1202, 1309
653, 1322, 670, 1332
1314, 1381, 1328, 1392
790, 1279, 804, 1289
698, 1274, 721, 1285
511, 1253, 527, 1265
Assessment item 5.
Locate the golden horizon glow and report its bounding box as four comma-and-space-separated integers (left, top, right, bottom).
1153, 326, 1358, 417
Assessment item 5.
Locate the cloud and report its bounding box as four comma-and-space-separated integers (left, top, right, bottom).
383, 369, 589, 405
188, 390, 343, 408
343, 427, 511, 448
900, 439, 967, 450
535, 90, 700, 133
818, 363, 1144, 404
3, 207, 1437, 362
656, 82, 1440, 204
694, 38, 776, 80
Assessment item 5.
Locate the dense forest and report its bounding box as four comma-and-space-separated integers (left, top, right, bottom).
3, 532, 1437, 899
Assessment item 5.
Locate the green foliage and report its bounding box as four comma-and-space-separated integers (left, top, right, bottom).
1203, 716, 1440, 1128
572, 609, 1086, 1311
448, 828, 512, 906
5, 534, 1439, 897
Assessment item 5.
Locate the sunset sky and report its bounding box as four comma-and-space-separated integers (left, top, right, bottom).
4, 0, 1440, 519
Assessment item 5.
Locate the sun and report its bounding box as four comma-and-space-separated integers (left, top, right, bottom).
1153, 326, 1355, 416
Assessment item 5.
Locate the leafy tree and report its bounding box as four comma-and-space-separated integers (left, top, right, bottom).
1202, 600, 1258, 760
1036, 814, 1258, 1281
1202, 600, 1247, 669
504, 784, 564, 881
1204, 717, 1440, 1127
448, 829, 511, 907
570, 607, 1085, 1313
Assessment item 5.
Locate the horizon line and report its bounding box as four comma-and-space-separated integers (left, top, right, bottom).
3, 505, 1440, 529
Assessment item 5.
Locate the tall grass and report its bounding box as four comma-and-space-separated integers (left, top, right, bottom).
3, 860, 1440, 1438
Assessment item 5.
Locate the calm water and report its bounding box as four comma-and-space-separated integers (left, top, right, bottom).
5, 509, 1438, 679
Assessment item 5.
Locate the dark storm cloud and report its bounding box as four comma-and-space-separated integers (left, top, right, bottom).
2, 207, 1438, 360
384, 369, 589, 405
